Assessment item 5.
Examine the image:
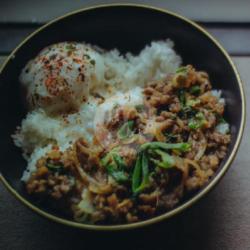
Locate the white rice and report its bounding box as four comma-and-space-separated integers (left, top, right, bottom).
211, 90, 229, 134
13, 99, 99, 153
125, 40, 181, 86
211, 89, 225, 104
21, 145, 52, 181
215, 122, 229, 135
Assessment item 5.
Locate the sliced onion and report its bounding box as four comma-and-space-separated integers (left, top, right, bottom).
184, 158, 204, 178
188, 131, 207, 161
89, 183, 113, 194
72, 189, 95, 222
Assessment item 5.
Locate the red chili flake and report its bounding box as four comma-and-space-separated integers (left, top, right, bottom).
73, 58, 82, 64
58, 61, 63, 67
45, 77, 54, 87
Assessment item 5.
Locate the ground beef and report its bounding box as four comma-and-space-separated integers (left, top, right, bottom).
25, 65, 231, 225
26, 170, 74, 200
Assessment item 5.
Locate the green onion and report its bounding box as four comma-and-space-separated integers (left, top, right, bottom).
188, 121, 200, 130
219, 117, 226, 124
176, 66, 188, 74
132, 152, 150, 194
180, 105, 197, 119
150, 149, 175, 169
178, 89, 186, 107
132, 153, 142, 192
196, 112, 205, 120
186, 99, 200, 107
190, 85, 201, 95
140, 142, 191, 152
46, 161, 64, 173
218, 115, 227, 124
106, 165, 129, 183
100, 148, 124, 169
113, 154, 127, 169
188, 112, 207, 129
104, 142, 192, 194
178, 89, 198, 119
131, 142, 190, 194
100, 148, 128, 184
117, 120, 134, 140
111, 171, 128, 182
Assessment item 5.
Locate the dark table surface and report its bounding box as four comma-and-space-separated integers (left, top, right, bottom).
1, 1, 250, 250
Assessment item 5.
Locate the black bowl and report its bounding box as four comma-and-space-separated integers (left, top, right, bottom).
0, 4, 245, 230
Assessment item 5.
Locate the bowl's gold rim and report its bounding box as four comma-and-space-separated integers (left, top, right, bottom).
0, 3, 246, 231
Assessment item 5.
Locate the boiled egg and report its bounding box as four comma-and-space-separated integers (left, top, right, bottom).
20, 42, 105, 114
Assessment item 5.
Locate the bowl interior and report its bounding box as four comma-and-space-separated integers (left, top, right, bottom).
0, 5, 243, 223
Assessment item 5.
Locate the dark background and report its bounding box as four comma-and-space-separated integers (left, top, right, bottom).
0, 1, 250, 249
